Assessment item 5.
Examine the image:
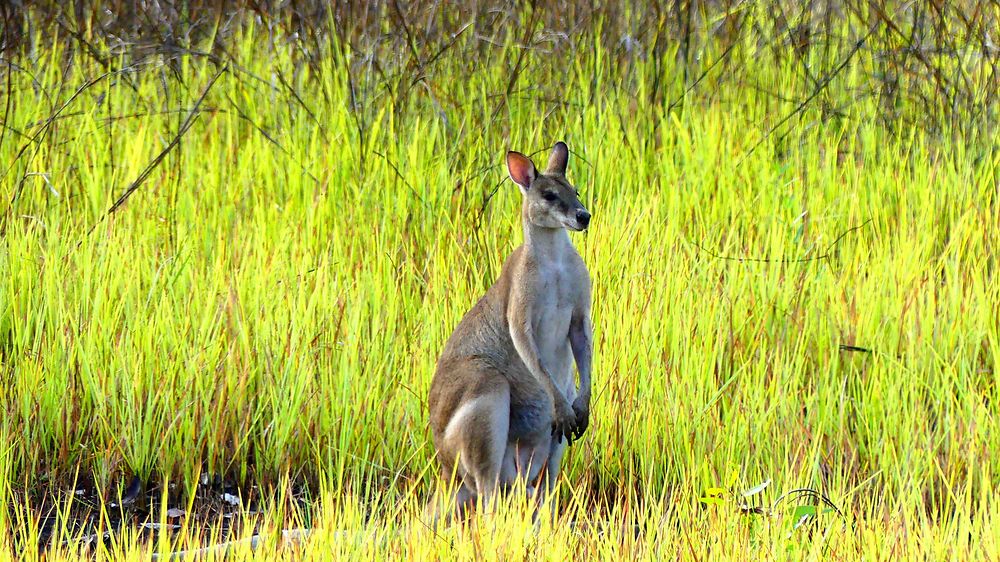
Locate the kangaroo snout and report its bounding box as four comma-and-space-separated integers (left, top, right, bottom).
576, 209, 591, 230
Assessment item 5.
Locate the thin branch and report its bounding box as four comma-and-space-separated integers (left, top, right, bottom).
1, 70, 118, 235
736, 21, 883, 167
373, 150, 425, 206
0, 53, 12, 154
771, 487, 845, 519
274, 67, 327, 142
667, 7, 748, 113
224, 92, 320, 185
82, 66, 227, 241
690, 218, 872, 264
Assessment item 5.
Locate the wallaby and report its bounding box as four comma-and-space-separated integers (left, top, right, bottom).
428, 141, 593, 520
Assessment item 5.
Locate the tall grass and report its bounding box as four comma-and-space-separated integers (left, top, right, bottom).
2, 2, 999, 559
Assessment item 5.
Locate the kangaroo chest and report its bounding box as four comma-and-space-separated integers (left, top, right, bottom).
531, 252, 578, 393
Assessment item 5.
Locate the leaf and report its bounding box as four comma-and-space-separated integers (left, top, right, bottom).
741, 479, 771, 498
790, 505, 818, 529
727, 468, 739, 488
790, 505, 818, 518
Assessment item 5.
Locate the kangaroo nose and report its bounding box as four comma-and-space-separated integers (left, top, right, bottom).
576, 209, 591, 229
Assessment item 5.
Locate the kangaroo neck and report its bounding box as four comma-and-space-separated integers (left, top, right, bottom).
522, 212, 570, 259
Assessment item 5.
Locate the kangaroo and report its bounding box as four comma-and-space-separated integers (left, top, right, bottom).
428, 141, 593, 520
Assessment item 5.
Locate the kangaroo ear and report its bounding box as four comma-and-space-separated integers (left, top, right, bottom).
506, 151, 536, 190
545, 141, 569, 175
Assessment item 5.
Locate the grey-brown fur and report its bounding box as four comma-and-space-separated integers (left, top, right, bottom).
428, 141, 593, 521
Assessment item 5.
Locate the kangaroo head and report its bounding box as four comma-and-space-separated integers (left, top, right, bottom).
506, 141, 590, 231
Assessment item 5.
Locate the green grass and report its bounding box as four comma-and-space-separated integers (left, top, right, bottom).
2, 9, 999, 560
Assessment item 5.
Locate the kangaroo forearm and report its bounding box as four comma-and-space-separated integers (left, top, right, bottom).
575, 353, 592, 401
576, 352, 592, 398
569, 320, 593, 399
510, 326, 568, 405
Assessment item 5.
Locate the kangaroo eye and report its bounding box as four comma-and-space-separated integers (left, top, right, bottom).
542, 192, 558, 202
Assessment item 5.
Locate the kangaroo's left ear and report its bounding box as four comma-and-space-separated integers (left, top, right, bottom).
545, 141, 569, 176
507, 150, 537, 191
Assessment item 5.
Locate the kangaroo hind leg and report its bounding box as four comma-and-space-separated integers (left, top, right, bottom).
444, 376, 511, 513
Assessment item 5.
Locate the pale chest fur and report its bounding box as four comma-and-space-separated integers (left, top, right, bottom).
529, 245, 584, 397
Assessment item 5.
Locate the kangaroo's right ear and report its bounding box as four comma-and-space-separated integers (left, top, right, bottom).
506, 151, 536, 191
